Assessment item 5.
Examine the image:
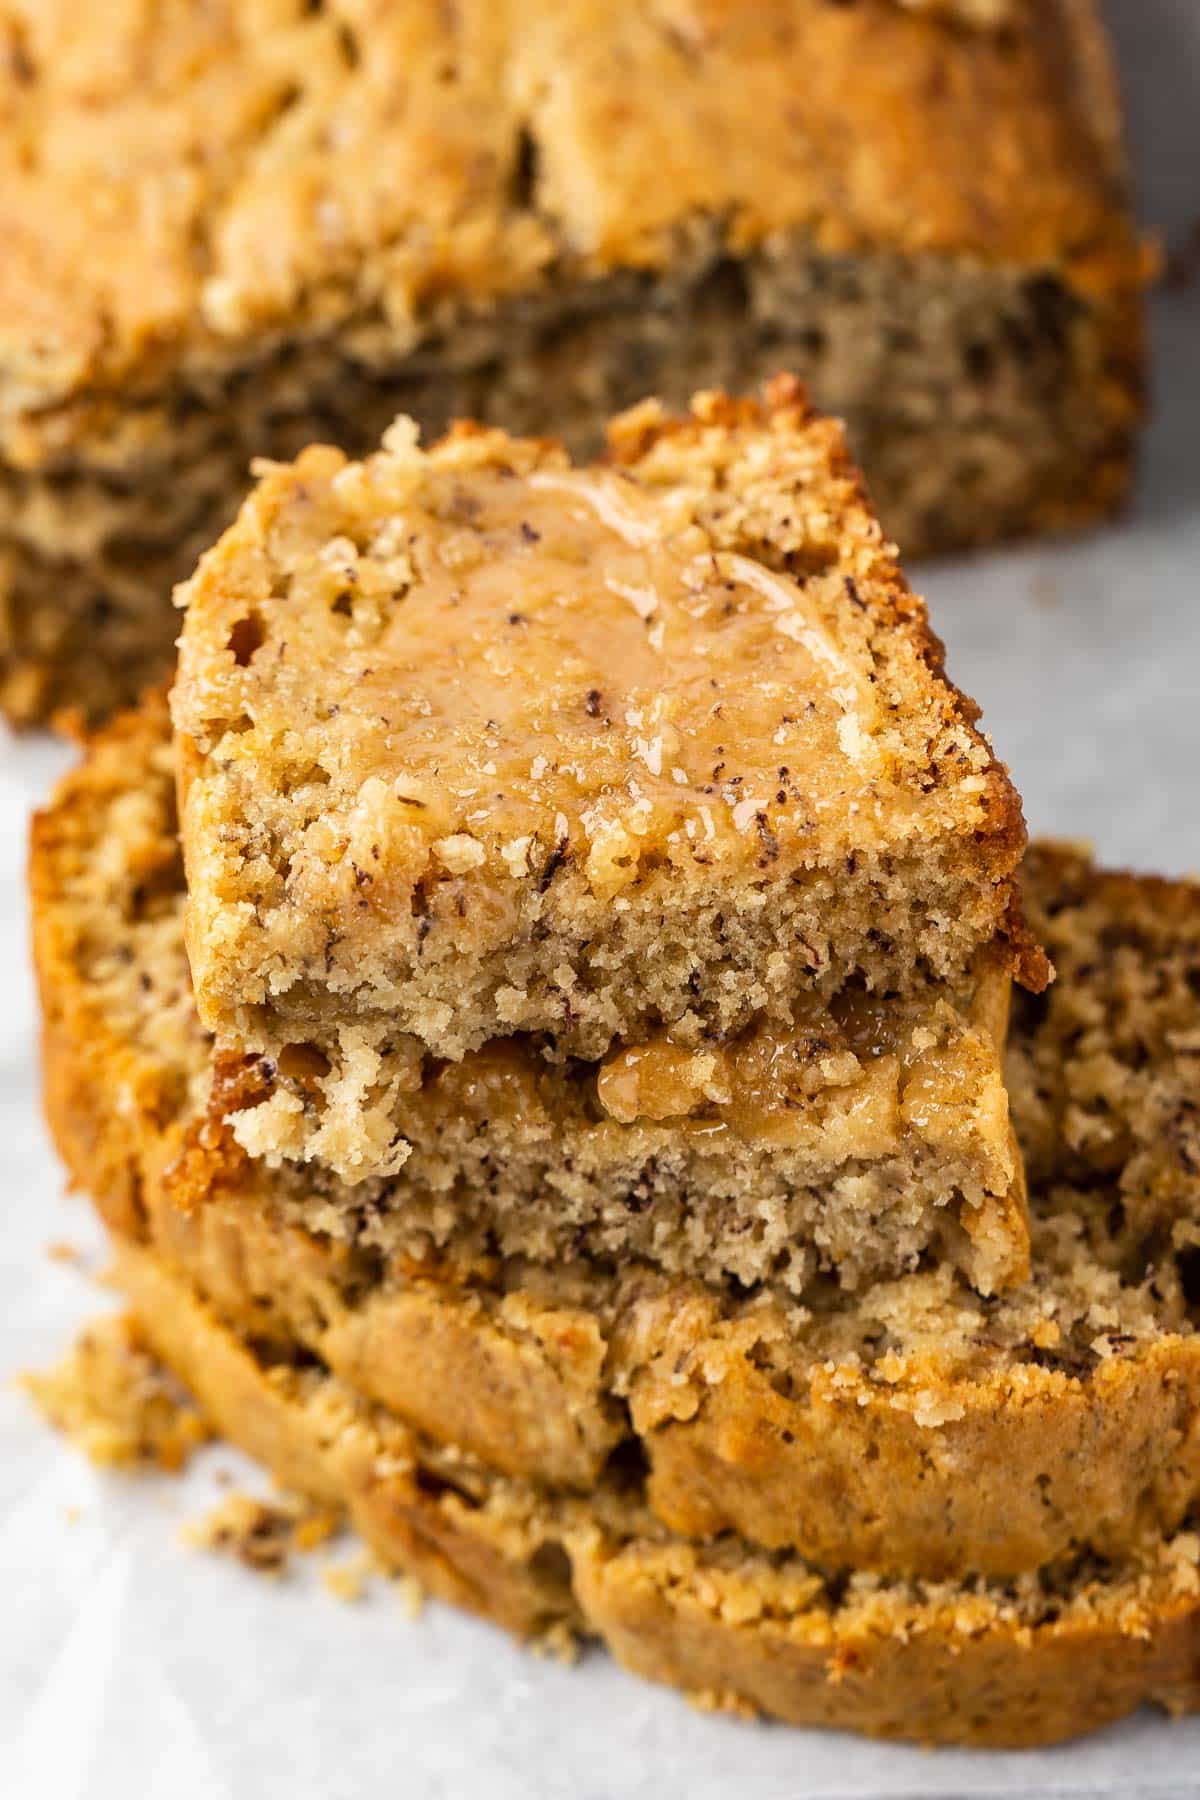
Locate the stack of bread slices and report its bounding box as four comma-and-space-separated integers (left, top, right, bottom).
31, 385, 1200, 1747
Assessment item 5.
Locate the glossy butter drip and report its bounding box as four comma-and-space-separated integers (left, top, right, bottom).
261, 457, 896, 901
596, 968, 1009, 1156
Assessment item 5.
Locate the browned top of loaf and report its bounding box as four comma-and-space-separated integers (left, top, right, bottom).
0, 0, 1137, 442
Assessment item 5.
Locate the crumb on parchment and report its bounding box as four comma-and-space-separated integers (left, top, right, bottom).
46, 1240, 84, 1266
183, 1491, 340, 1574
321, 1547, 378, 1603
189, 1498, 428, 1614
22, 1314, 210, 1471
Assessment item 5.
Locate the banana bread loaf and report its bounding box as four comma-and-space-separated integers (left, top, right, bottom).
0, 0, 1143, 726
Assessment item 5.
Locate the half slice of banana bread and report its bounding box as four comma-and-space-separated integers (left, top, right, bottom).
171, 387, 1043, 1205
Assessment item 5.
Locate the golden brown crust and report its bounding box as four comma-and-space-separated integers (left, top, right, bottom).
111, 1240, 1200, 1750
626, 1287, 1200, 1580
570, 1536, 1200, 1750
30, 693, 1200, 1584
30, 697, 185, 1239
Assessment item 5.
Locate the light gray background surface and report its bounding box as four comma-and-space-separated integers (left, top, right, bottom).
1, 4, 1197, 1794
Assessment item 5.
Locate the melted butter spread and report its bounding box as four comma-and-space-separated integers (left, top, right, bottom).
596, 968, 1008, 1154
265, 463, 890, 898
245, 960, 1010, 1165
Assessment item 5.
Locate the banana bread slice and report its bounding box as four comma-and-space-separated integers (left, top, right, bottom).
156, 401, 1038, 1284
32, 694, 1200, 1581
89, 1238, 1200, 1751
173, 385, 1042, 1192
0, 0, 1143, 727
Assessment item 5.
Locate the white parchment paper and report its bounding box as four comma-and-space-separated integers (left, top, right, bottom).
2, 4, 1198, 1792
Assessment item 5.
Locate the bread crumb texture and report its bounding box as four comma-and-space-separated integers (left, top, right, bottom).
72, 690, 1032, 1297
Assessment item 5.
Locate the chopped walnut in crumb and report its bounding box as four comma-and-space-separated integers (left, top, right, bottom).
23, 1314, 210, 1472
433, 834, 486, 874
184, 1492, 340, 1574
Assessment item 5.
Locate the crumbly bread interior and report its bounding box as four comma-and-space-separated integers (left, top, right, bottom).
212, 956, 1025, 1294
173, 388, 1036, 1128
41, 692, 1028, 1295
1011, 844, 1200, 1250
